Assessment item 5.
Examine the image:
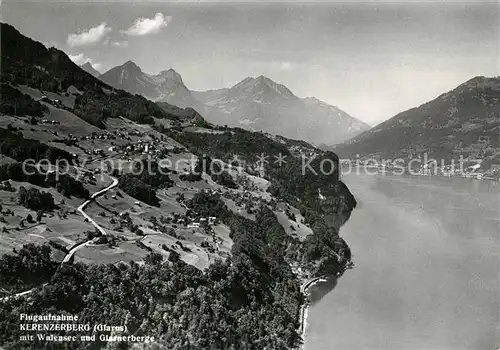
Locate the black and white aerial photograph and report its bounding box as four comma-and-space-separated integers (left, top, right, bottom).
0, 0, 498, 349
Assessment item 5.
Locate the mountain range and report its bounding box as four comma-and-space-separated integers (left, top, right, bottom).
333, 76, 500, 169
99, 61, 370, 145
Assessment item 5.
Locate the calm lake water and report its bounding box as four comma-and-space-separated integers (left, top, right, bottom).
305, 173, 500, 350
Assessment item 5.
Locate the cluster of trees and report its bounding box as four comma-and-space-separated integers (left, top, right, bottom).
118, 174, 159, 207
48, 240, 69, 254
117, 160, 174, 206
186, 190, 231, 221
0, 163, 89, 200
204, 157, 238, 189
47, 173, 90, 199
0, 84, 47, 118
0, 244, 58, 297
0, 127, 74, 163
212, 170, 237, 188
178, 155, 210, 182
149, 216, 179, 238
17, 186, 55, 211
300, 222, 351, 275
179, 172, 202, 182
0, 162, 45, 186
130, 159, 173, 189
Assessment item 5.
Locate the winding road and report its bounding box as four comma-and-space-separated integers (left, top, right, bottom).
0, 176, 118, 302
62, 176, 118, 263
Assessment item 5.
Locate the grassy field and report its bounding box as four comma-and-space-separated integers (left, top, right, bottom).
274, 207, 312, 241
74, 242, 148, 265
0, 181, 95, 258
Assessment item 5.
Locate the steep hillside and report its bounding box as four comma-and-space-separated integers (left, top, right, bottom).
0, 23, 190, 128
334, 76, 500, 169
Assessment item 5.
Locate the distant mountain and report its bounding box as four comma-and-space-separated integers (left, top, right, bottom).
201, 76, 370, 145
333, 76, 500, 165
80, 62, 100, 78
99, 61, 206, 113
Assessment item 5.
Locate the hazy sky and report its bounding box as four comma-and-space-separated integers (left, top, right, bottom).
3, 1, 499, 124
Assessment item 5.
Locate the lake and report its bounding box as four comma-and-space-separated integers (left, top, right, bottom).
305, 172, 500, 350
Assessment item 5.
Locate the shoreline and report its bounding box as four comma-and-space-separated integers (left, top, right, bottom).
297, 276, 324, 350
297, 262, 355, 349
345, 166, 500, 182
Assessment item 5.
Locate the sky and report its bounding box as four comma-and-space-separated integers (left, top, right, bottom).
2, 1, 499, 124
